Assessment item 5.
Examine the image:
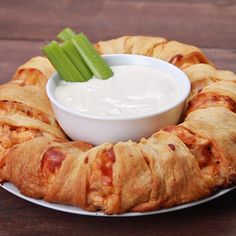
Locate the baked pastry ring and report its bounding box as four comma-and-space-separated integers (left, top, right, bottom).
0, 36, 235, 214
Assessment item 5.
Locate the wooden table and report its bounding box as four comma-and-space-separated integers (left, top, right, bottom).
0, 0, 235, 235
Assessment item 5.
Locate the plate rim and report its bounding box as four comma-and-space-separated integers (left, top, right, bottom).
1, 182, 235, 217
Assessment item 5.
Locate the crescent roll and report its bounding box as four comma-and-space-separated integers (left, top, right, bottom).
0, 83, 58, 127
165, 107, 236, 188
0, 35, 236, 215
186, 81, 236, 115
0, 81, 66, 157
183, 64, 236, 103
12, 56, 55, 87
0, 132, 211, 214
95, 36, 213, 69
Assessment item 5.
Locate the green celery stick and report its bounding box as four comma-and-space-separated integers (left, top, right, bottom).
72, 33, 113, 80
57, 27, 76, 42
42, 40, 86, 82
61, 40, 92, 81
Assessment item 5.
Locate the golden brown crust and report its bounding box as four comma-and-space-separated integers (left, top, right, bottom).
0, 137, 91, 201
184, 107, 236, 182
0, 113, 66, 141
12, 56, 55, 87
0, 36, 236, 214
0, 83, 58, 127
133, 131, 210, 212
0, 67, 66, 158
110, 141, 152, 213
94, 36, 167, 56
186, 81, 236, 115
152, 41, 213, 69
183, 64, 236, 104
95, 37, 213, 69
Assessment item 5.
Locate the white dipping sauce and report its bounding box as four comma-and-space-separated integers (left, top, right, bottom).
55, 65, 181, 117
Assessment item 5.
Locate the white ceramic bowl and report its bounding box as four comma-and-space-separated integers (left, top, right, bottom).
46, 54, 190, 145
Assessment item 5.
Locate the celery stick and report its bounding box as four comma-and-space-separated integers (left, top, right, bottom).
61, 40, 92, 81
57, 27, 76, 42
72, 33, 113, 80
43, 41, 86, 82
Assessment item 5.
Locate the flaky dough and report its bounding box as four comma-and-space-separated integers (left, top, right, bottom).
0, 36, 236, 214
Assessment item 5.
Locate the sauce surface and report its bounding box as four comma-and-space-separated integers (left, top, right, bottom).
55, 65, 181, 116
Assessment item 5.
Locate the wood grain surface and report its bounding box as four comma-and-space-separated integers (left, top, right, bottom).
0, 0, 236, 48
0, 0, 235, 235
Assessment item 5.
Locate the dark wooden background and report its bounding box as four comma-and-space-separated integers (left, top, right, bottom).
0, 0, 235, 235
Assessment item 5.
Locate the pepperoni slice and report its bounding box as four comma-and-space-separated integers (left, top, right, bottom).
42, 147, 66, 174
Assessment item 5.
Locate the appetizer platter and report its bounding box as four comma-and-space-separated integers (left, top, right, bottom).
0, 29, 236, 216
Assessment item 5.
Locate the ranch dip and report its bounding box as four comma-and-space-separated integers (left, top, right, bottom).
55, 65, 181, 116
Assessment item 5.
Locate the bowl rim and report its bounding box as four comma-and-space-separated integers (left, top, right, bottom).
46, 54, 191, 121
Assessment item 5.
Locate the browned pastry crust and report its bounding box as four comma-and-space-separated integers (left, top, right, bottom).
94, 36, 213, 69
0, 133, 210, 214
0, 36, 236, 214
183, 64, 236, 103
164, 107, 236, 188
0, 83, 59, 127
0, 71, 66, 163
186, 81, 236, 115
12, 56, 55, 87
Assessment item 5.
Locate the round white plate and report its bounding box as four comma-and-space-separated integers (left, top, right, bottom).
1, 182, 235, 217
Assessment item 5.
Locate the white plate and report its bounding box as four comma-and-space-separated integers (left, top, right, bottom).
1, 182, 235, 217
